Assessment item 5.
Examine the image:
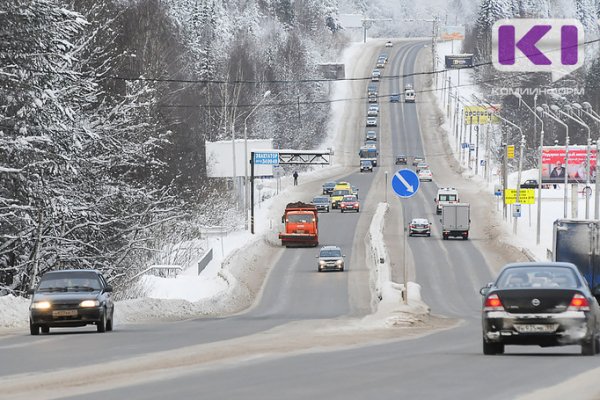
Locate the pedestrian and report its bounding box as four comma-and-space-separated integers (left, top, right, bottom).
293, 171, 298, 186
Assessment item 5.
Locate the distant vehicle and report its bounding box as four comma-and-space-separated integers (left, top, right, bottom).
360, 160, 373, 172
367, 107, 378, 117
418, 169, 433, 181
352, 185, 359, 199
331, 182, 353, 209
408, 218, 431, 237
520, 179, 539, 189
322, 181, 336, 195
368, 94, 378, 103
376, 60, 385, 68
412, 156, 425, 166
379, 53, 388, 62
340, 195, 360, 213
480, 262, 600, 355
317, 245, 345, 272
28, 269, 114, 335
311, 195, 330, 213
359, 145, 378, 167
367, 83, 378, 96
435, 187, 459, 215
366, 131, 377, 141
441, 203, 470, 240
366, 117, 378, 127
369, 104, 380, 113
395, 155, 407, 165
279, 202, 319, 247
390, 94, 400, 102
385, 41, 393, 47
371, 69, 381, 81
404, 83, 413, 90
405, 88, 416, 103
415, 162, 429, 172
365, 140, 377, 147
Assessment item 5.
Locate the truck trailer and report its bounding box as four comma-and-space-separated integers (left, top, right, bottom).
279, 202, 319, 247
441, 203, 470, 240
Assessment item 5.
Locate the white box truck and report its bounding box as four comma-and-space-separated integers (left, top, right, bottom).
441, 203, 470, 240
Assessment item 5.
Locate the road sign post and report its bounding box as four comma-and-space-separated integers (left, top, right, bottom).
391, 169, 420, 306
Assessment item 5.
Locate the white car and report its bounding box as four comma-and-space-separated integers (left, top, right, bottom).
366, 117, 377, 127
418, 169, 433, 181
385, 41, 393, 48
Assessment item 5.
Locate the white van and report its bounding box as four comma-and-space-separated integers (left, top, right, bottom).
405, 88, 415, 103
435, 187, 459, 214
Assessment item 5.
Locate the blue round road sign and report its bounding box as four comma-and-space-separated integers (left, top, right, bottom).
392, 169, 420, 198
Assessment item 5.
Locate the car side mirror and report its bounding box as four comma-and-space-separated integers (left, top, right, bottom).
480, 282, 493, 296
281, 215, 285, 223
27, 288, 35, 295
343, 254, 346, 257
316, 255, 319, 258
104, 286, 113, 293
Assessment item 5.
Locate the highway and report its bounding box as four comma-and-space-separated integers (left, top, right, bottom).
1, 40, 599, 400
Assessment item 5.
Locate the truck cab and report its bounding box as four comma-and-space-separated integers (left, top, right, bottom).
279, 202, 319, 247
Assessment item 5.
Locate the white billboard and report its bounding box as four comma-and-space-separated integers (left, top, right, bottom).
339, 14, 363, 29
205, 139, 274, 178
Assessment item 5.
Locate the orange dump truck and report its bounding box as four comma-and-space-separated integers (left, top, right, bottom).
279, 202, 319, 247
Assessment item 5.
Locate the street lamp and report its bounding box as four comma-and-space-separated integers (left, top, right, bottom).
577, 102, 600, 218
514, 93, 544, 244
540, 104, 569, 218
493, 112, 525, 234
557, 104, 591, 218
243, 90, 271, 229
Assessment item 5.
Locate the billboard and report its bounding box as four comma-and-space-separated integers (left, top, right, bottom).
441, 26, 466, 40
541, 146, 597, 183
205, 139, 274, 178
445, 54, 473, 69
464, 105, 501, 125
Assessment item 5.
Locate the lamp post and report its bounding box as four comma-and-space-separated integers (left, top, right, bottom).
493, 113, 524, 234
513, 93, 544, 244
243, 90, 271, 229
578, 102, 600, 218
540, 104, 569, 218
557, 105, 591, 218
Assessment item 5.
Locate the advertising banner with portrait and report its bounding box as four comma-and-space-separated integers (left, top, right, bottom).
541, 146, 597, 183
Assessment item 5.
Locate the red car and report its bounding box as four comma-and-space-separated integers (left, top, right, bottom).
340, 195, 360, 213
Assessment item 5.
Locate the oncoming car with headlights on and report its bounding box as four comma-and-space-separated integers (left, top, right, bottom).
29, 269, 114, 335
316, 246, 345, 272
480, 262, 600, 355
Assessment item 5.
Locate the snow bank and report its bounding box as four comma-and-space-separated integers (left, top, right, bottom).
364, 203, 430, 327
0, 295, 29, 329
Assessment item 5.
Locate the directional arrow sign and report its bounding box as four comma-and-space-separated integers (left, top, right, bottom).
392, 169, 420, 198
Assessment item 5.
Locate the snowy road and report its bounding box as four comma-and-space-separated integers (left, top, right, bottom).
1, 40, 600, 400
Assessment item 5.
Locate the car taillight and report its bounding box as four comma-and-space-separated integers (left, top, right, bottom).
568, 293, 590, 311
484, 294, 504, 311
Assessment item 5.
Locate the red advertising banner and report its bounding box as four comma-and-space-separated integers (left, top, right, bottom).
541, 146, 597, 183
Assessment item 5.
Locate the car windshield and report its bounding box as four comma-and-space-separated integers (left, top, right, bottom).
361, 161, 371, 166
495, 266, 581, 289
38, 273, 102, 292
324, 182, 335, 188
343, 196, 356, 202
439, 194, 457, 201
320, 249, 341, 258
287, 214, 314, 223
313, 197, 328, 204
332, 190, 350, 196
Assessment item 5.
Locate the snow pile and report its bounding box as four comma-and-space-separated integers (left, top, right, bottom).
364, 202, 430, 328
0, 295, 29, 329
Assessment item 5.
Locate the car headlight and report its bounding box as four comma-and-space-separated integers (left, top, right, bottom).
31, 301, 51, 310
336, 260, 343, 265
319, 261, 326, 266
79, 300, 100, 308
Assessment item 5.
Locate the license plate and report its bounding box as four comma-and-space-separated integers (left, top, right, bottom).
514, 324, 558, 333
52, 310, 78, 318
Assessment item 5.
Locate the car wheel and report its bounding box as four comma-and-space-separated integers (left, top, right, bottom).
483, 340, 504, 355
341, 209, 344, 213
427, 233, 431, 237
318, 267, 323, 272
41, 325, 50, 334
326, 208, 329, 213
339, 267, 344, 272
97, 309, 107, 333
356, 209, 360, 213
582, 338, 596, 355
443, 234, 448, 240
30, 320, 39, 336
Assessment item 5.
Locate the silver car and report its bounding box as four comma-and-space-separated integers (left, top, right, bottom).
366, 117, 377, 127
317, 246, 345, 272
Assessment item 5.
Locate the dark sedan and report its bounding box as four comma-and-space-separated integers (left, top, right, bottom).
520, 179, 539, 189
480, 262, 600, 355
29, 269, 115, 335
322, 181, 336, 195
